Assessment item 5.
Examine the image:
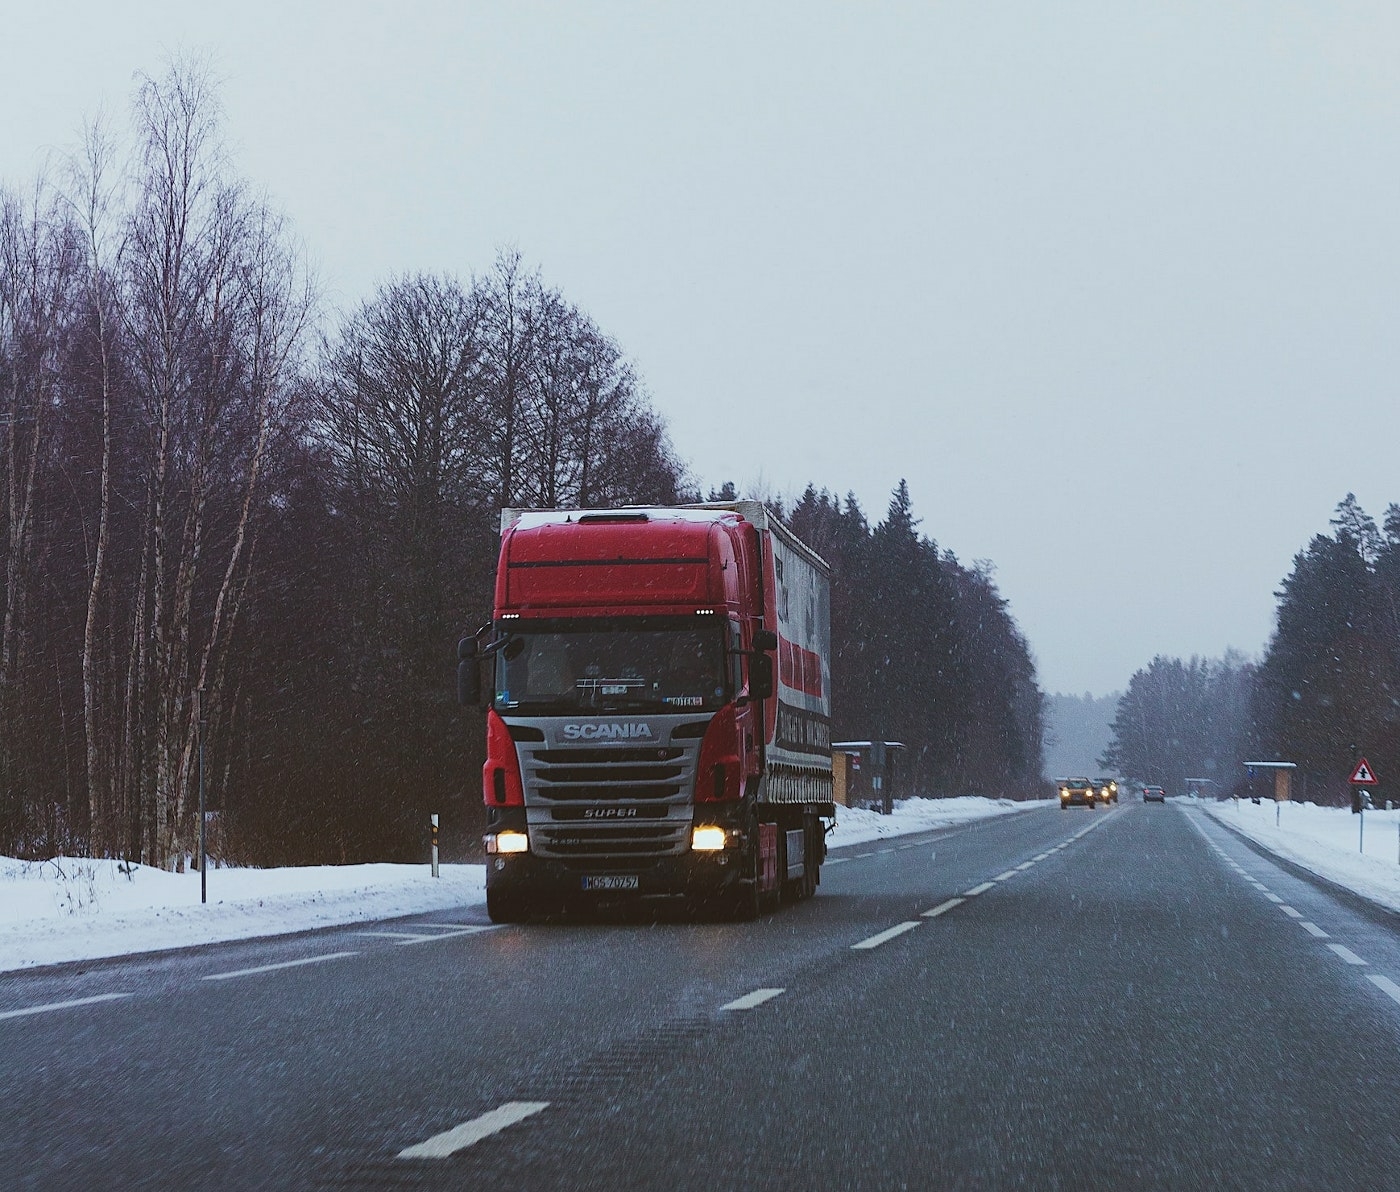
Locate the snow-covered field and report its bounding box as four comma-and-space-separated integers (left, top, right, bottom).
1207, 797, 1400, 914
0, 796, 1041, 973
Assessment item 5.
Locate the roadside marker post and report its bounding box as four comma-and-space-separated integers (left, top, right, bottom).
431, 813, 440, 878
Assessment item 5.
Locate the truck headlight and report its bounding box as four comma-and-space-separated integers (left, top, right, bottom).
691, 825, 727, 851
489, 830, 529, 854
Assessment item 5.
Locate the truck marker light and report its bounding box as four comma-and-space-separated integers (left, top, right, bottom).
691, 825, 727, 851
491, 831, 529, 854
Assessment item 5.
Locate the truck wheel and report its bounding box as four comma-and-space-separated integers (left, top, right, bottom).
486, 889, 532, 924
729, 818, 763, 922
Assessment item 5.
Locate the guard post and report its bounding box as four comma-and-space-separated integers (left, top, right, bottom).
431, 813, 440, 878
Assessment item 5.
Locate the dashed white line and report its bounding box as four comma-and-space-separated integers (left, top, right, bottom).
1299, 922, 1330, 938
1279, 906, 1303, 919
1368, 975, 1400, 1007
878, 848, 896, 855
1327, 944, 1369, 966
922, 898, 964, 919
397, 1101, 550, 1160
1015, 861, 1035, 871
1033, 853, 1049, 862
720, 987, 785, 1011
201, 951, 360, 981
0, 993, 132, 1021
854, 852, 874, 859
826, 857, 850, 865
963, 882, 996, 897
993, 870, 1018, 882
851, 921, 921, 950
1263, 892, 1283, 904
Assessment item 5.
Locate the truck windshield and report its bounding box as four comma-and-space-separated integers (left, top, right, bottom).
492, 617, 728, 713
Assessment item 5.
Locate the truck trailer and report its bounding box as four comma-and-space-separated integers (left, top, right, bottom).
459, 502, 835, 922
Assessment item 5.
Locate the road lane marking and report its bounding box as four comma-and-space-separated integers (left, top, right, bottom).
1015, 861, 1034, 871
1279, 906, 1303, 919
398, 1102, 550, 1160
1300, 922, 1329, 938
1263, 892, 1283, 903
1328, 944, 1369, 966
963, 882, 996, 897
878, 848, 896, 855
993, 870, 1018, 882
1033, 853, 1049, 861
720, 988, 786, 1011
851, 921, 921, 950
1368, 975, 1400, 1007
355, 927, 494, 945
922, 898, 964, 918
826, 857, 850, 865
854, 852, 874, 859
0, 993, 132, 1021
201, 951, 359, 981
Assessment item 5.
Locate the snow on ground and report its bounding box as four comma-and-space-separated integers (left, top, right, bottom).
0, 796, 1043, 974
1207, 797, 1400, 914
0, 858, 486, 975
827, 794, 1043, 849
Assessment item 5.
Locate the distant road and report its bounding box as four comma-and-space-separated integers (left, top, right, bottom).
6, 803, 1400, 1189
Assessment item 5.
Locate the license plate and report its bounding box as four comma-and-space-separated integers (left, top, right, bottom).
581, 875, 639, 891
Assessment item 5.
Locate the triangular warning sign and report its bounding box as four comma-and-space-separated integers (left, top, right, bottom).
1350, 757, 1378, 785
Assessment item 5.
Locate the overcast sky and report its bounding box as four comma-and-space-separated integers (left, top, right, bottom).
7, 1, 1400, 695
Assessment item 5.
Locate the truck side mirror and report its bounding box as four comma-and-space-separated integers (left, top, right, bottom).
752, 628, 778, 652
750, 653, 774, 701
457, 637, 480, 706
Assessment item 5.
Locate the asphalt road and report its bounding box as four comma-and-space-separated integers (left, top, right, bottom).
6, 802, 1400, 1190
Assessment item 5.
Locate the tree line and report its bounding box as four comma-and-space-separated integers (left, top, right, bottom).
0, 63, 1045, 866
1103, 493, 1400, 804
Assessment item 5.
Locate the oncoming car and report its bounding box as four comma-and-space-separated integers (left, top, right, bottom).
1142, 785, 1166, 804
1095, 778, 1119, 805
1059, 778, 1097, 809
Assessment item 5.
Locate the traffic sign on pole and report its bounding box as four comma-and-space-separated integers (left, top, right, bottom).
1350, 758, 1379, 786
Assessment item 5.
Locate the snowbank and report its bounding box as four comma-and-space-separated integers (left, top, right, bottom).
0, 857, 485, 974
828, 795, 1045, 849
1207, 798, 1400, 914
0, 796, 1042, 973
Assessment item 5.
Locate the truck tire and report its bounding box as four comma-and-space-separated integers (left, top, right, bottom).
486, 888, 532, 924
728, 817, 763, 922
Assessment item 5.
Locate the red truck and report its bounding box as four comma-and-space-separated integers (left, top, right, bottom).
459, 502, 835, 922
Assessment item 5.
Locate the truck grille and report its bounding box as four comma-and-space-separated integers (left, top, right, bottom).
516, 736, 702, 867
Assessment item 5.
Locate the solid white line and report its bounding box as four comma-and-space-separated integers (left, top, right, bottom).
1263, 892, 1283, 904
0, 993, 132, 1021
993, 870, 1018, 882
922, 898, 965, 918
720, 987, 786, 1011
1279, 906, 1303, 919
201, 951, 359, 981
1015, 861, 1034, 871
1368, 975, 1400, 1006
1299, 922, 1330, 938
398, 1101, 550, 1160
963, 882, 996, 897
1328, 944, 1369, 966
826, 857, 851, 865
851, 921, 921, 950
